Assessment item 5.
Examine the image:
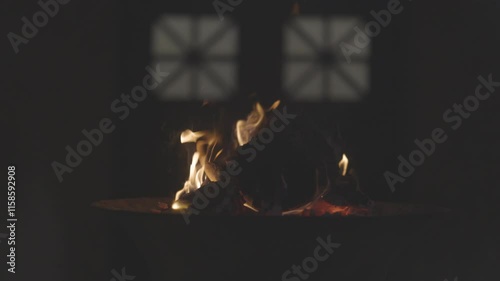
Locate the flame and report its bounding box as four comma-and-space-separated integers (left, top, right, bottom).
173, 100, 280, 210
180, 130, 205, 143
338, 154, 349, 176
269, 100, 281, 110
243, 203, 259, 212
235, 101, 280, 146
235, 103, 265, 146
171, 201, 183, 210
173, 130, 220, 206
171, 101, 365, 216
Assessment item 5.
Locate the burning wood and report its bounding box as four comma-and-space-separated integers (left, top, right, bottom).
171, 100, 374, 217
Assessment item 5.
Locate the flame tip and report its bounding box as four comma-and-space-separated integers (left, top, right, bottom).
339, 154, 349, 176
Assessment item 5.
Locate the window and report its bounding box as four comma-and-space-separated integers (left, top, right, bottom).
151, 15, 239, 100
283, 16, 370, 101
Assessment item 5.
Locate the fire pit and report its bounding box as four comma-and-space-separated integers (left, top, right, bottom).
93, 197, 448, 218
93, 99, 451, 280
93, 197, 449, 281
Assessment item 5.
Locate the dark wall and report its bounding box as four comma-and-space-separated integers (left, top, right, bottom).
408, 0, 500, 216
3, 0, 120, 280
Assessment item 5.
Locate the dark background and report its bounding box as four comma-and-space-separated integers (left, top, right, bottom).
2, 0, 500, 280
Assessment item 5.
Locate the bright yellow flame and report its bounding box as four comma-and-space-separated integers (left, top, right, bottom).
174, 130, 219, 204
171, 201, 182, 210
243, 203, 258, 212
338, 154, 349, 176
180, 130, 205, 143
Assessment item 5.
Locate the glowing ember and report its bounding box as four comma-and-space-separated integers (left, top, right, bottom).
300, 199, 369, 216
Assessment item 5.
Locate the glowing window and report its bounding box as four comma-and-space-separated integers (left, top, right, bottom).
283, 16, 370, 101
151, 15, 239, 100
